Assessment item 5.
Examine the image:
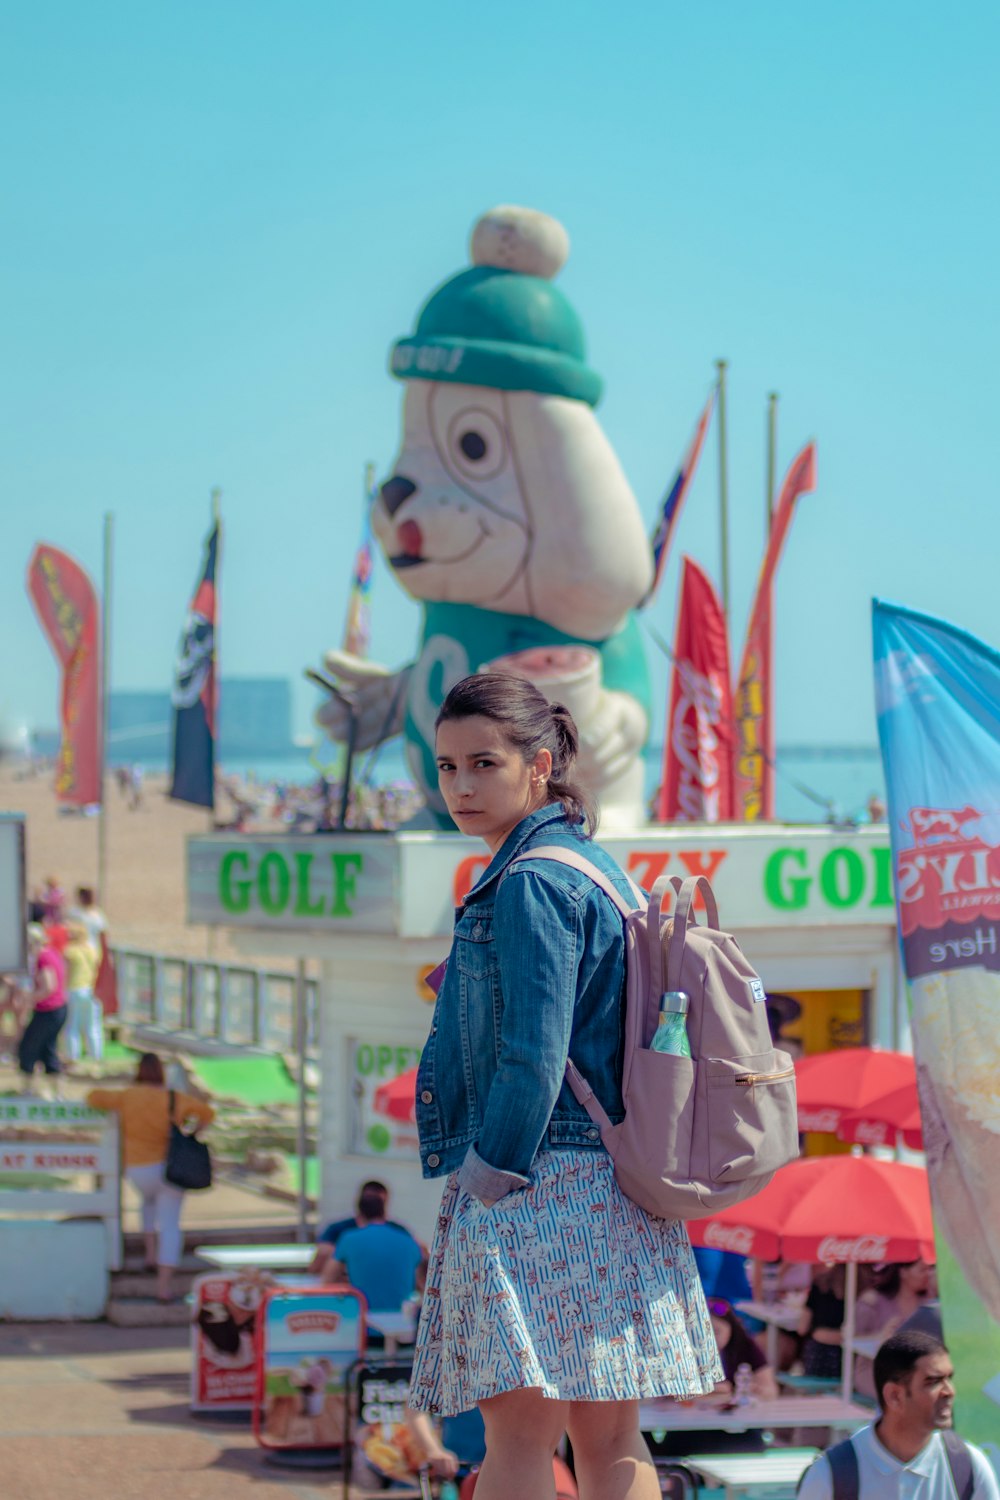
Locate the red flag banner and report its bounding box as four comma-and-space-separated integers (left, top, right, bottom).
658, 557, 734, 822
733, 442, 817, 820
26, 544, 102, 806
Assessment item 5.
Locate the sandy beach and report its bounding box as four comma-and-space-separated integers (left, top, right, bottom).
1, 765, 269, 965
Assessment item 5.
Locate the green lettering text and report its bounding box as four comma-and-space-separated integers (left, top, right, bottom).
219, 850, 252, 914
764, 848, 811, 910
293, 852, 325, 916
258, 852, 291, 915
820, 847, 865, 908
330, 852, 363, 917
870, 845, 894, 907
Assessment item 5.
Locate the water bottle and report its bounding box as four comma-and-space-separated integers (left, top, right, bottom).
650, 991, 691, 1057
440, 1481, 460, 1500
734, 1361, 753, 1406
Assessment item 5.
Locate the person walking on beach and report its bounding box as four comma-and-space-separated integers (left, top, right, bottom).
87, 1053, 215, 1302
408, 673, 720, 1500
797, 1330, 999, 1500
18, 923, 68, 1096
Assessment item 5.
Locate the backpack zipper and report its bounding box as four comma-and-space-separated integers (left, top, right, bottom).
734, 1065, 795, 1088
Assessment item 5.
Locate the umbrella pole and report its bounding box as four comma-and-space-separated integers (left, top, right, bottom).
842, 1259, 858, 1403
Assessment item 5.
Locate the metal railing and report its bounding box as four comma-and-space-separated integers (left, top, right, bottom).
113, 948, 318, 1054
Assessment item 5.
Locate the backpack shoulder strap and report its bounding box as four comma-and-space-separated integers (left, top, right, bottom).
509, 845, 642, 917
941, 1431, 975, 1500
824, 1438, 859, 1500
509, 844, 636, 1144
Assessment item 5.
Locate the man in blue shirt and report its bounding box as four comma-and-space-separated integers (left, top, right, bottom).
324, 1184, 425, 1315
309, 1179, 413, 1276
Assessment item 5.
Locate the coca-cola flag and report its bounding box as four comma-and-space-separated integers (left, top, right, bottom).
733, 442, 817, 820
26, 544, 102, 806
170, 521, 219, 809
657, 557, 734, 822
874, 599, 1000, 1443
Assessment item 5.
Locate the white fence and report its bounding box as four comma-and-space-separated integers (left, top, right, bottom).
113, 948, 318, 1054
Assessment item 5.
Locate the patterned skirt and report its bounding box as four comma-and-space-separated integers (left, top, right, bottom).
408, 1149, 721, 1415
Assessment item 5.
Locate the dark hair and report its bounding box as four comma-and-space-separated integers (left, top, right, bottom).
77, 886, 95, 906
358, 1186, 388, 1221
136, 1052, 165, 1085
873, 1329, 948, 1404
359, 1179, 388, 1198
435, 672, 597, 835
871, 1260, 922, 1299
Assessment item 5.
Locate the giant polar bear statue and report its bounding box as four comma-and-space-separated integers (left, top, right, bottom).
316, 205, 654, 828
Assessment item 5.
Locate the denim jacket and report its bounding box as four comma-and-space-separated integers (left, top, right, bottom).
415, 804, 635, 1205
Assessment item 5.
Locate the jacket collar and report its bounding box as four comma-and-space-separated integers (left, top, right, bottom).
464, 804, 572, 905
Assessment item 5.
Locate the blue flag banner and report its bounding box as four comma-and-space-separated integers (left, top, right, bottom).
170, 522, 219, 809
873, 599, 1000, 1453
643, 390, 715, 606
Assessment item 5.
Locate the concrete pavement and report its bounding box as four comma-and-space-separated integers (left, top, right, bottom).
0, 1320, 422, 1500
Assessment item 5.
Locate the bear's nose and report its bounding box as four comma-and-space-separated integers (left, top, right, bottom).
380, 475, 417, 517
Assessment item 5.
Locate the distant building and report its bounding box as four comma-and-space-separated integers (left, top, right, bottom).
107, 678, 294, 763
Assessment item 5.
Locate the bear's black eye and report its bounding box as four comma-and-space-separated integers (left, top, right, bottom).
459, 430, 487, 461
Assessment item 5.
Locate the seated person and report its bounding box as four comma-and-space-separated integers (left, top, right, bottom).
323, 1184, 425, 1325
404, 1406, 577, 1497
647, 1300, 779, 1457
798, 1263, 846, 1379
853, 1258, 936, 1399
309, 1179, 411, 1275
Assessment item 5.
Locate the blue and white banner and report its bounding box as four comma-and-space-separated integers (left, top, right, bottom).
874, 599, 1000, 1453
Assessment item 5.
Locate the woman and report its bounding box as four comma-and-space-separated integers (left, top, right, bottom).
648, 1300, 779, 1457
409, 674, 720, 1500
87, 1053, 214, 1302
852, 1258, 935, 1399
18, 923, 68, 1096
63, 921, 103, 1063
797, 1263, 846, 1379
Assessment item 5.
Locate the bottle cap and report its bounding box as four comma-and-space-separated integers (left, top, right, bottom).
659, 990, 690, 1016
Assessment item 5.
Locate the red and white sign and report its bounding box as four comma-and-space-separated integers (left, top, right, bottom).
191, 1272, 272, 1413
0, 1146, 101, 1173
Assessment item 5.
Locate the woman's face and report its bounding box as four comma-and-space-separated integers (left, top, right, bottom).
900, 1258, 932, 1297
436, 715, 552, 854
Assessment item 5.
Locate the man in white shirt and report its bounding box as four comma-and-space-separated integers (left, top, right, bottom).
798, 1330, 999, 1500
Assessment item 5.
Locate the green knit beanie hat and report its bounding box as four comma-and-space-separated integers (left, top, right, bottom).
390, 205, 602, 407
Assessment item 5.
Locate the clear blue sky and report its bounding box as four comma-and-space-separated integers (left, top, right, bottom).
3, 1, 998, 751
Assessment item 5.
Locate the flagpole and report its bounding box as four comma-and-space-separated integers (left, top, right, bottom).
716, 359, 730, 626
97, 512, 113, 905
209, 487, 221, 835
766, 392, 779, 533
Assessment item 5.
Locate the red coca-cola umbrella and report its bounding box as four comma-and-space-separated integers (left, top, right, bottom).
837, 1084, 924, 1151
373, 1066, 419, 1124
688, 1154, 935, 1400
795, 1047, 917, 1134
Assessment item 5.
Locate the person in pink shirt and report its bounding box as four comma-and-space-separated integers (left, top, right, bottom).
18, 923, 68, 1096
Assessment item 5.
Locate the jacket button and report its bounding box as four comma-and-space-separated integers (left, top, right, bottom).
427, 1153, 440, 1168
431, 1026, 437, 1036
472, 923, 484, 938
587, 1128, 599, 1141
420, 1090, 433, 1104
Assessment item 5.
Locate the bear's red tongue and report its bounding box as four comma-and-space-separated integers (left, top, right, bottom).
396, 520, 423, 557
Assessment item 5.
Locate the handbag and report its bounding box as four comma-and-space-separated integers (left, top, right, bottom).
165, 1089, 213, 1190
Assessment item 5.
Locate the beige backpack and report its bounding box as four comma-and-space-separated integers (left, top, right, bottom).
515, 847, 799, 1220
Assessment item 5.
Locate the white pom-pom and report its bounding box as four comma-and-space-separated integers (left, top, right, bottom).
470, 205, 570, 279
